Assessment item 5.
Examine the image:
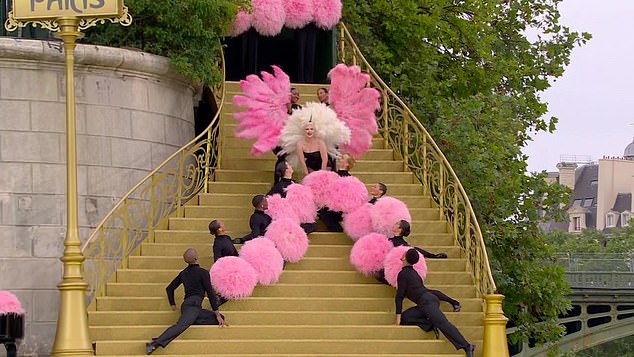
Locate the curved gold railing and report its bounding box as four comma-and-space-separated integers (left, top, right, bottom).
81, 55, 226, 305
338, 23, 496, 297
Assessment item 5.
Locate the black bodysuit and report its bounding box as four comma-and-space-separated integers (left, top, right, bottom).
303, 151, 322, 172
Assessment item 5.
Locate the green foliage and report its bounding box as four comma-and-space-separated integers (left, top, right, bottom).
82, 0, 238, 85
546, 222, 634, 256
343, 0, 589, 347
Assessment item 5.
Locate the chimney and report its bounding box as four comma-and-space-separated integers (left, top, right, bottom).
556, 162, 578, 190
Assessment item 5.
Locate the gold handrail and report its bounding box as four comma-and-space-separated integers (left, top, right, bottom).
338, 23, 496, 297
81, 52, 226, 305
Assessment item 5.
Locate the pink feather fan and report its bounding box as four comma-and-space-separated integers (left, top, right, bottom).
342, 203, 374, 241
229, 10, 252, 37
328, 64, 381, 158
232, 65, 291, 155
383, 246, 427, 287
266, 193, 300, 223
210, 256, 258, 299
370, 196, 412, 236
312, 0, 341, 29
0, 291, 24, 314
349, 233, 392, 275
239, 238, 284, 285
324, 175, 369, 213
265, 219, 309, 263
301, 170, 340, 208
284, 0, 314, 29
284, 183, 318, 223
252, 0, 286, 36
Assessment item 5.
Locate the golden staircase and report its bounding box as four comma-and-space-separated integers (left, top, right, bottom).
86, 81, 485, 356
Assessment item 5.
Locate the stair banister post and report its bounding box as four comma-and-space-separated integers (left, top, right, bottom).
402, 117, 409, 171
176, 150, 185, 217
204, 129, 212, 194
382, 88, 389, 149
483, 294, 510, 357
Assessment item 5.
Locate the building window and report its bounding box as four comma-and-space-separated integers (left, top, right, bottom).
582, 198, 593, 207
573, 199, 582, 207
573, 217, 581, 231
622, 212, 631, 227
606, 213, 615, 228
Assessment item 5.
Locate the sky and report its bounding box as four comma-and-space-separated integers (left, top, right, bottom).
523, 0, 634, 173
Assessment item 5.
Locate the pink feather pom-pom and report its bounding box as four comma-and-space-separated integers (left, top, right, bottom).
210, 256, 258, 299
239, 238, 284, 285
229, 10, 252, 37
266, 194, 299, 223
324, 176, 369, 213
370, 197, 412, 236
312, 0, 341, 29
302, 170, 340, 208
383, 246, 427, 287
349, 233, 392, 275
252, 0, 286, 36
283, 0, 314, 29
265, 219, 309, 263
342, 203, 374, 241
285, 184, 318, 223
0, 291, 24, 314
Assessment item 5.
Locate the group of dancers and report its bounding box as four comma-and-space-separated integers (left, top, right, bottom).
146, 66, 474, 356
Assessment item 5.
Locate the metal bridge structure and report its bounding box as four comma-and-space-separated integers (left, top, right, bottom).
509, 253, 634, 356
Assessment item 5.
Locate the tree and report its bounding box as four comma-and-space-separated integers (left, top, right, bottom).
82, 0, 242, 85
342, 0, 590, 348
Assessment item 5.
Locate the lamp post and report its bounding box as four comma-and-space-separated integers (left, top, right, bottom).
5, 3, 131, 355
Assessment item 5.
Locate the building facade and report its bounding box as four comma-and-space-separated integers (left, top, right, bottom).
546, 139, 634, 233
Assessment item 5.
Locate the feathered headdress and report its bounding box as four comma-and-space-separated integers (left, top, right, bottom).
279, 102, 351, 167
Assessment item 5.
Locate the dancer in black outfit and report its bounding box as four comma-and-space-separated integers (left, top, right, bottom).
146, 248, 226, 355
369, 182, 387, 204
209, 220, 238, 262
375, 220, 460, 312
233, 195, 272, 244
269, 161, 295, 197
396, 249, 475, 357
268, 161, 317, 234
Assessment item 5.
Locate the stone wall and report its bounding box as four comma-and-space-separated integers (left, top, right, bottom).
0, 38, 197, 356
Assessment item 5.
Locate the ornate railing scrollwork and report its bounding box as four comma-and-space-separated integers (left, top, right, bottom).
338, 23, 496, 297
81, 54, 225, 305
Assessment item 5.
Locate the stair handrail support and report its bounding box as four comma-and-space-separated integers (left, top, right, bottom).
80, 53, 226, 306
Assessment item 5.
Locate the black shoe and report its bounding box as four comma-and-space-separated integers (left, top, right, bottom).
435, 252, 448, 259
231, 238, 243, 244
433, 327, 440, 339
464, 344, 475, 357
146, 342, 157, 355
453, 303, 461, 312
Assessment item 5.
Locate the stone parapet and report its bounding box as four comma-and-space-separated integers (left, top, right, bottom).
0, 38, 197, 356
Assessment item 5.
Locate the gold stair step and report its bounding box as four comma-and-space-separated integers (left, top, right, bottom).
214, 169, 415, 184
127, 256, 467, 272
182, 205, 440, 220
168, 217, 449, 233
153, 230, 456, 247
220, 158, 403, 172
95, 297, 482, 313
206, 181, 425, 195
115, 268, 472, 285
89, 324, 460, 341
95, 338, 469, 355
197, 193, 435, 208
104, 283, 476, 299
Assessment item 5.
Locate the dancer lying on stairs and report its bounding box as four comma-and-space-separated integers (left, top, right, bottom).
376, 220, 461, 313
396, 248, 475, 357
146, 248, 226, 355
233, 195, 272, 244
